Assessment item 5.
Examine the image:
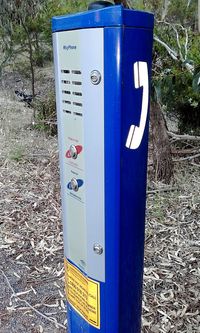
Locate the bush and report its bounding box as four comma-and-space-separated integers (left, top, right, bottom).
155, 66, 200, 135
34, 92, 57, 136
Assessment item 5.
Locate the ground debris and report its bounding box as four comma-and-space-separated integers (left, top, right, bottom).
0, 84, 66, 333
143, 165, 200, 332
0, 75, 199, 332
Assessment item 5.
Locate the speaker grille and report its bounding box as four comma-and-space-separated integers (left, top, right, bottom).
61, 69, 83, 117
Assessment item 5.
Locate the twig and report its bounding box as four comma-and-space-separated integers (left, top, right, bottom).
147, 187, 178, 195
184, 26, 189, 60
172, 148, 200, 155
1, 269, 15, 295
157, 20, 189, 62
174, 153, 200, 162
155, 21, 193, 72
0, 269, 66, 330
34, 120, 57, 125
168, 132, 200, 141
191, 162, 200, 167
154, 35, 178, 60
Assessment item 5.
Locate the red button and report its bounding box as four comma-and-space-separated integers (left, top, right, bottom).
66, 145, 83, 159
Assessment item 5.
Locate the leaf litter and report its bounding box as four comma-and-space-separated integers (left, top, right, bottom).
0, 69, 199, 332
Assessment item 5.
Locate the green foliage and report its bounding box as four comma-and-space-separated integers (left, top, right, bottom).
130, 0, 146, 10
136, 0, 200, 134
40, 0, 88, 44
0, 0, 89, 70
9, 147, 24, 162
153, 50, 200, 133
167, 0, 197, 26
189, 34, 200, 64
0, 0, 199, 134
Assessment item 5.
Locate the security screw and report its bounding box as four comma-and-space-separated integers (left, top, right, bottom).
90, 70, 101, 85
70, 178, 79, 192
70, 145, 78, 159
93, 244, 103, 255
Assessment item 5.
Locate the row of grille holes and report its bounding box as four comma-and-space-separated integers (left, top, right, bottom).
63, 110, 82, 117
62, 90, 82, 97
61, 69, 81, 75
62, 100, 82, 107
61, 80, 82, 86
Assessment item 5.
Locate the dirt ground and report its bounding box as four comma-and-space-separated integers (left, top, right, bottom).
0, 67, 66, 333
0, 66, 199, 333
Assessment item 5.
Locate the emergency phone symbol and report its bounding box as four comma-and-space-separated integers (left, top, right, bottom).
126, 61, 149, 150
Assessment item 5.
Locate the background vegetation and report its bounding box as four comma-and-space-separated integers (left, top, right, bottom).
0, 0, 199, 183
0, 3, 199, 332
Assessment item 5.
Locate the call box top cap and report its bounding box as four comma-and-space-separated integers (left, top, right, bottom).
52, 5, 154, 33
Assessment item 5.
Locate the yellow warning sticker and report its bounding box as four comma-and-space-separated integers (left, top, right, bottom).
64, 259, 100, 329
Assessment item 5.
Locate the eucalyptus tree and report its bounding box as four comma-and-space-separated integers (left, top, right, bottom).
0, 0, 46, 97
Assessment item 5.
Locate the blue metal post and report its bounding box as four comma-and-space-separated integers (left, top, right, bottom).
53, 5, 154, 333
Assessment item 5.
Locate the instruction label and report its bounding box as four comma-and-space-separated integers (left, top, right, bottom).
64, 259, 100, 329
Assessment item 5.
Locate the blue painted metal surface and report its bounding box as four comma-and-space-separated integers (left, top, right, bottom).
103, 25, 154, 333
52, 5, 154, 32
53, 5, 154, 333
119, 27, 154, 333
104, 27, 122, 333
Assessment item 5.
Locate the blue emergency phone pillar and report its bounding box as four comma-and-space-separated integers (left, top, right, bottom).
53, 4, 154, 333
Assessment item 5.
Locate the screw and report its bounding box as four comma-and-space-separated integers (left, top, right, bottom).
70, 145, 78, 159
90, 70, 101, 85
70, 178, 79, 192
93, 244, 103, 255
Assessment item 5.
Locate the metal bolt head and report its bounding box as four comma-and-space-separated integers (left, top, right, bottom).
90, 70, 101, 85
70, 178, 79, 192
93, 244, 103, 255
70, 145, 78, 159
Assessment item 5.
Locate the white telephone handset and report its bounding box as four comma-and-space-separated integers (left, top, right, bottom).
126, 61, 149, 150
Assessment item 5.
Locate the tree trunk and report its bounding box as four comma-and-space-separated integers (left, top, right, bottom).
20, 22, 34, 94
34, 32, 44, 67
27, 39, 35, 99
198, 0, 200, 33
151, 102, 174, 184
162, 0, 169, 20
21, 19, 35, 118
114, 0, 130, 8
